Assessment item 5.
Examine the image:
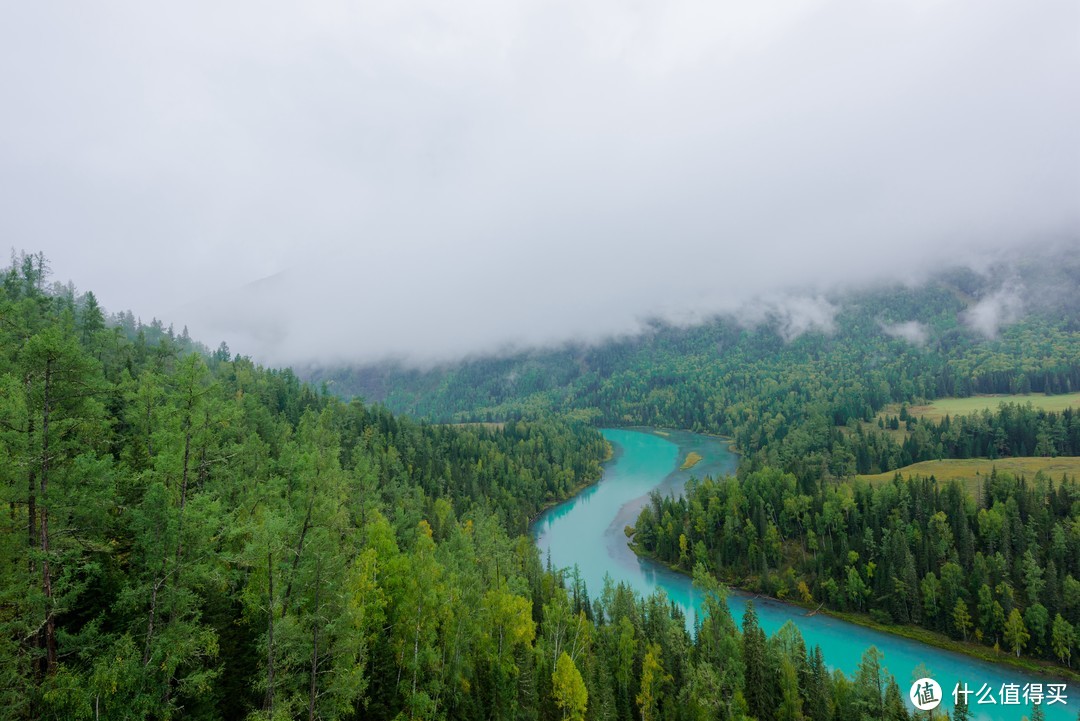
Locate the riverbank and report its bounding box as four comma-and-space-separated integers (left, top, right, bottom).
524, 438, 614, 528
538, 427, 1079, 718
627, 539, 1080, 684
632, 427, 1080, 682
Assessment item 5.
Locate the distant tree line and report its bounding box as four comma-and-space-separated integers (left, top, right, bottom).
310, 277, 1080, 499
848, 404, 1080, 475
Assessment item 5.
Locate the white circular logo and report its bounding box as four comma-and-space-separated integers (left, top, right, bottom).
910, 678, 942, 711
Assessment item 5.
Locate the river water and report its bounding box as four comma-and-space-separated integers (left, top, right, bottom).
532, 428, 1076, 720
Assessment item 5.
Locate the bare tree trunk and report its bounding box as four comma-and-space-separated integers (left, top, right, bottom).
25, 400, 42, 701
174, 404, 193, 569
40, 357, 57, 674
167, 392, 196, 642
27, 418, 36, 569
142, 567, 170, 666
144, 383, 153, 460
264, 550, 275, 716
143, 504, 170, 666
282, 485, 316, 617
309, 559, 321, 721
411, 583, 426, 708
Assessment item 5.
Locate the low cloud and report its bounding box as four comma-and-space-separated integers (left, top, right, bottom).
737, 295, 838, 342
962, 282, 1026, 338
879, 320, 929, 346
1, 1, 1076, 364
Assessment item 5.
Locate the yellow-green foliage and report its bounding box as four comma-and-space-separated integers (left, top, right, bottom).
552, 653, 588, 721
679, 451, 703, 470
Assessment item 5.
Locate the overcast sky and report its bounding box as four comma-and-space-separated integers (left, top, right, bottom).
2, 1, 1078, 365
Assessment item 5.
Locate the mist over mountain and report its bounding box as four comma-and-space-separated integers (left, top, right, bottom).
3, 1, 1076, 365
303, 246, 1080, 416
179, 237, 1078, 368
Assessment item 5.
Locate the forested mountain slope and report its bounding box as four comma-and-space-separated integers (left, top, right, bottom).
308, 258, 1080, 485
2, 255, 938, 719
303, 253, 1080, 674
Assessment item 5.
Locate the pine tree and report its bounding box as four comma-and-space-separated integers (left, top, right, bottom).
8, 322, 111, 714
777, 655, 805, 721
883, 678, 909, 721
952, 684, 970, 721
853, 646, 886, 720
742, 602, 771, 721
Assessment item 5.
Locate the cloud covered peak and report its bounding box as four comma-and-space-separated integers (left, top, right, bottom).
2, 1, 1077, 364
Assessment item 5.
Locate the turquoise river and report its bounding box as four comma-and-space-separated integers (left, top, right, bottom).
532, 428, 1076, 721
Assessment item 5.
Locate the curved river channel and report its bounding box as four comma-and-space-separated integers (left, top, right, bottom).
532, 428, 1075, 720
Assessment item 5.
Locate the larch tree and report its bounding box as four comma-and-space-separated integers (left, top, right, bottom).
551, 652, 587, 721
1004, 608, 1030, 658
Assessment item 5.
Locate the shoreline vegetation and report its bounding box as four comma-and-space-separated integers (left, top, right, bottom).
622, 424, 1080, 686
526, 438, 614, 528
625, 538, 1080, 684
635, 425, 1080, 684
679, 451, 703, 470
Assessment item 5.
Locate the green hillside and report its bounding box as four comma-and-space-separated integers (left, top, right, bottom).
3, 253, 951, 720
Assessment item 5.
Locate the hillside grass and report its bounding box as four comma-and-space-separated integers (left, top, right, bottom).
862, 392, 1080, 444
877, 392, 1080, 425
909, 392, 1080, 421
857, 457, 1080, 494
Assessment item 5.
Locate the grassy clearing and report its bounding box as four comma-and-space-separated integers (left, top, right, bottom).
910, 392, 1080, 421
863, 393, 1080, 445
858, 457, 1080, 494
679, 451, 703, 470
880, 392, 1080, 424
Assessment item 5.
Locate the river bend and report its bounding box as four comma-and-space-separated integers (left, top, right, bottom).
532, 428, 1075, 721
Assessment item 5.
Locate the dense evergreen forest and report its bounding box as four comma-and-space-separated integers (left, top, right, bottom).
306, 254, 1080, 680
634, 468, 1080, 668
5, 253, 1000, 719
